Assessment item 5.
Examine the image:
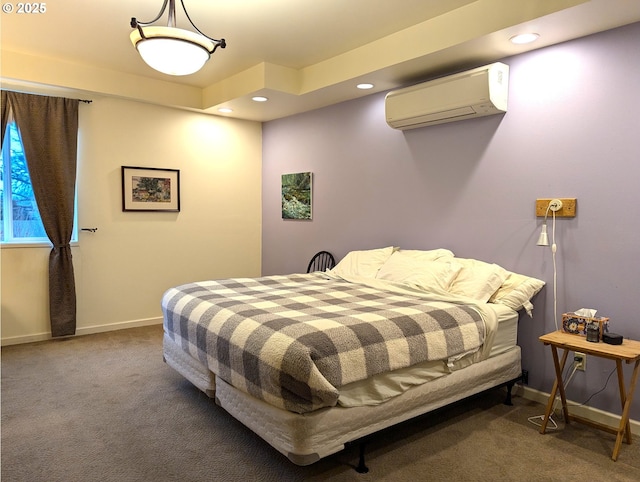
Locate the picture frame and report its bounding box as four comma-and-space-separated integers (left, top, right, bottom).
281, 172, 312, 220
121, 166, 180, 212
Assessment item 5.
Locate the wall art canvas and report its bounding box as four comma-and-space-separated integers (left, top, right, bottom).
122, 166, 180, 212
281, 172, 312, 220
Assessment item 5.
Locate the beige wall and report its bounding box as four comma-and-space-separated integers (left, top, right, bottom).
1, 97, 262, 345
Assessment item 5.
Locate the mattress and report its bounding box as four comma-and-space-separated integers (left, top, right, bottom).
162, 302, 518, 406
163, 273, 493, 413
163, 332, 216, 397
335, 302, 518, 406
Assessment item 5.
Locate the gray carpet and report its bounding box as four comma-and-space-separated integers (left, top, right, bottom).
2, 325, 639, 481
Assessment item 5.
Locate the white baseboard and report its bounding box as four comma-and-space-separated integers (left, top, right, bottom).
519, 385, 640, 436
0, 317, 163, 346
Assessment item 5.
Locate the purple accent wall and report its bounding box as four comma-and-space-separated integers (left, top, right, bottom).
262, 23, 640, 418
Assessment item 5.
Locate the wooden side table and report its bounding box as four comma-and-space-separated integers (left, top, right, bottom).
539, 330, 640, 461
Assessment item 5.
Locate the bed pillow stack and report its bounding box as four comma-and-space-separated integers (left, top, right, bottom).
330, 246, 396, 278
447, 258, 509, 303
376, 250, 461, 292
330, 246, 545, 316
489, 271, 545, 316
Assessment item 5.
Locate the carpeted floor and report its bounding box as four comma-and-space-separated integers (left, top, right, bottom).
2, 325, 639, 481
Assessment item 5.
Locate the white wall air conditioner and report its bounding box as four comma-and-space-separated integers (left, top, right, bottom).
385, 62, 509, 130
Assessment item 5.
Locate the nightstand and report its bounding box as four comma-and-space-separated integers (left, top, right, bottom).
538, 330, 640, 461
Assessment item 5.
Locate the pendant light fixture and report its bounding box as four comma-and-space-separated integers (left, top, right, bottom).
536, 199, 562, 247
536, 199, 564, 334
130, 0, 226, 76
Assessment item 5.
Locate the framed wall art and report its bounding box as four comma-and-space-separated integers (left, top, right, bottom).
121, 166, 180, 212
281, 172, 312, 220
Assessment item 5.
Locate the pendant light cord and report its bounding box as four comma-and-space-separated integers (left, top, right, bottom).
552, 209, 558, 331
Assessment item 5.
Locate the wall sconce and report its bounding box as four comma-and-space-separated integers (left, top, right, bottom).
535, 197, 576, 248
536, 199, 563, 247
535, 197, 576, 333
536, 224, 550, 247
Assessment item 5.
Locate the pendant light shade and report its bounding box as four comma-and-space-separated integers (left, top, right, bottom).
536, 224, 550, 246
130, 0, 226, 76
536, 199, 563, 247
131, 27, 214, 76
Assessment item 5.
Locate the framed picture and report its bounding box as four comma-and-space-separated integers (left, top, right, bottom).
281, 172, 312, 220
121, 166, 180, 212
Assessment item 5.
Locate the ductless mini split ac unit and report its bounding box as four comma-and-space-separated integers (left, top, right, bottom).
385, 62, 509, 130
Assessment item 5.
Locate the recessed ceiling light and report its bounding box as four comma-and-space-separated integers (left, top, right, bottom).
218, 107, 233, 113
510, 33, 540, 45
252, 96, 268, 102
357, 83, 374, 90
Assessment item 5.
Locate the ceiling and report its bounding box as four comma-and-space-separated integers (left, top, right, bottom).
1, 0, 640, 122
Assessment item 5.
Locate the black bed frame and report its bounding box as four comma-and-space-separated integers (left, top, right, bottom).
351, 371, 526, 473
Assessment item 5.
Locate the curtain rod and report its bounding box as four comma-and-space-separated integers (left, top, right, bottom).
1, 89, 92, 104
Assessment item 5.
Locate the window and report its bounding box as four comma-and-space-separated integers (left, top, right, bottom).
1, 121, 77, 244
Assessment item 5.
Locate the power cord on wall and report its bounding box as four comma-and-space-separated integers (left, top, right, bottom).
537, 200, 561, 330
571, 367, 617, 408
529, 202, 565, 429
551, 209, 559, 331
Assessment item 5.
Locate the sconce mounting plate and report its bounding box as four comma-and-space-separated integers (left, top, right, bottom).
536, 198, 577, 217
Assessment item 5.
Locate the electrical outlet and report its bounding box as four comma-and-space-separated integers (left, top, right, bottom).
574, 352, 586, 371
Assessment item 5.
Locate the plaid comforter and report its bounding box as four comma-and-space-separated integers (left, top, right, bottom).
162, 273, 486, 413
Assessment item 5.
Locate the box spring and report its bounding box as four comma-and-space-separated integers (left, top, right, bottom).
163, 334, 520, 465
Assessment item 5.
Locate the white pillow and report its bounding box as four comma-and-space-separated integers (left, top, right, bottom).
447, 258, 509, 302
489, 271, 545, 316
331, 246, 396, 278
396, 248, 454, 261
376, 251, 462, 292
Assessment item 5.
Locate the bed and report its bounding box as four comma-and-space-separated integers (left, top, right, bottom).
161, 247, 544, 468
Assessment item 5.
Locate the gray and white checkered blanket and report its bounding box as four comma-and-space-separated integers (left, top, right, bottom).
162, 273, 486, 413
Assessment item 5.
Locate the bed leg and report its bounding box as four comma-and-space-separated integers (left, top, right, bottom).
504, 381, 514, 406
355, 441, 369, 474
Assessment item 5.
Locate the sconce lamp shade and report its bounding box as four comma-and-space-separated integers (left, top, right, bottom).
130, 27, 214, 76
536, 224, 550, 246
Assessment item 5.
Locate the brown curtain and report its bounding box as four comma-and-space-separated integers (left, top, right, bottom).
1, 91, 79, 337
1, 91, 11, 144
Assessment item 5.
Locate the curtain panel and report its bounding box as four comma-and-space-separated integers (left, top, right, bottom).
1, 90, 79, 337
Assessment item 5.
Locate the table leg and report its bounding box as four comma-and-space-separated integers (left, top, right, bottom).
612, 359, 640, 461
554, 347, 571, 423
615, 360, 632, 445
540, 346, 570, 434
